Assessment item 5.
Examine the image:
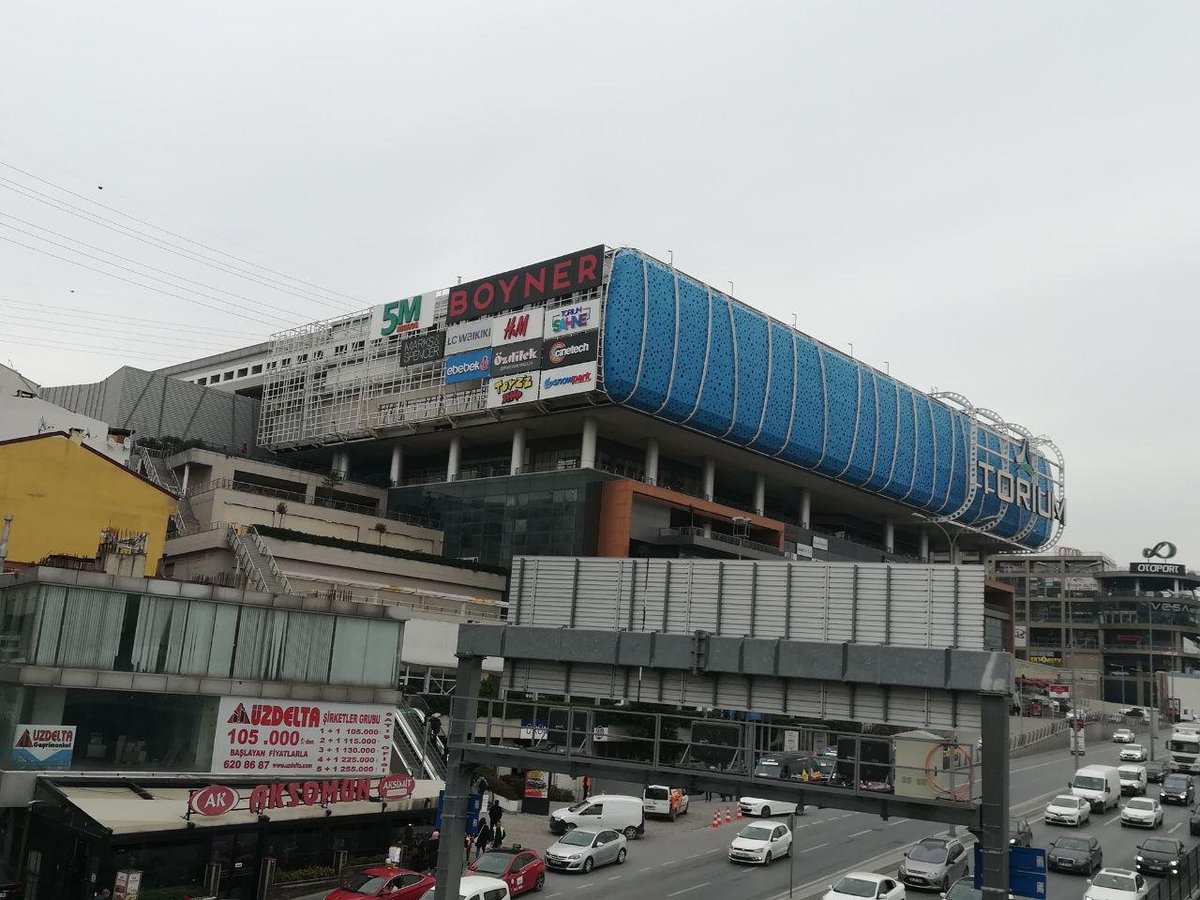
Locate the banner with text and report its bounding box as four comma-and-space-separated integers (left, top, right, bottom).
11, 724, 76, 770
212, 698, 393, 777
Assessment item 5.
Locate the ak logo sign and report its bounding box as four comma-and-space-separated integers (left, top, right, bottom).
190, 784, 240, 817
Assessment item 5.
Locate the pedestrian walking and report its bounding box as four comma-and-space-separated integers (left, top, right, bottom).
491, 820, 507, 851
474, 818, 493, 860
426, 831, 440, 874
489, 798, 503, 826
704, 790, 713, 802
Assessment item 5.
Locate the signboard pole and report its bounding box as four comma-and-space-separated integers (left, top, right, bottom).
979, 692, 1010, 900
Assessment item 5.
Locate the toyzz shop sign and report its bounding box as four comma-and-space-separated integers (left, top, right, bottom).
187, 774, 416, 818
447, 245, 604, 324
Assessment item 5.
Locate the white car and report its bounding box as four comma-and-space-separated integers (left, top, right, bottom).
1113, 729, 1136, 743
825, 872, 906, 900
739, 796, 799, 817
1121, 798, 1163, 829
544, 828, 627, 873
421, 875, 511, 900
1084, 867, 1149, 900
1120, 744, 1148, 762
728, 819, 793, 865
1044, 794, 1091, 826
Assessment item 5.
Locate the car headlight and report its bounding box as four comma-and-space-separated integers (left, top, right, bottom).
1137, 856, 1145, 862
1009, 838, 1016, 844
569, 854, 581, 860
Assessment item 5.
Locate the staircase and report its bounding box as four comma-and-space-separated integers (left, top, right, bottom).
226, 525, 292, 595
132, 448, 196, 534
393, 705, 448, 780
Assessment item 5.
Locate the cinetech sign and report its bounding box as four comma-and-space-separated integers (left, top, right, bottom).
447, 246, 604, 325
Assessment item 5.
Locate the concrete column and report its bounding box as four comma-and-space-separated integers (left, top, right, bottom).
389, 444, 404, 486
580, 417, 598, 469
702, 457, 716, 502
644, 439, 660, 486
180, 463, 190, 496
753, 473, 766, 516
510, 427, 527, 476
919, 527, 929, 562
447, 435, 462, 482
979, 691, 1011, 900
433, 654, 483, 900
333, 450, 349, 478
799, 488, 812, 530
884, 516, 895, 554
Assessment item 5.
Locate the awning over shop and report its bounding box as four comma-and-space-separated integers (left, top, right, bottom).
42, 777, 442, 836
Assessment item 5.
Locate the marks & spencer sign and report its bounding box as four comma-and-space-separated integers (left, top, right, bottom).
447, 246, 604, 325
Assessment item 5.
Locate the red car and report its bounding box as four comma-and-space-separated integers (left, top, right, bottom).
325, 866, 434, 900
467, 847, 546, 896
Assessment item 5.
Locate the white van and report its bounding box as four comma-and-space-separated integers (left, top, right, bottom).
1070, 764, 1121, 812
643, 785, 690, 820
549, 794, 645, 839
1119, 765, 1148, 796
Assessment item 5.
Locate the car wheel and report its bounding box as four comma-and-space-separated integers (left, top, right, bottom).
564, 823, 576, 832
624, 826, 639, 841
617, 848, 627, 864
534, 873, 545, 892
764, 852, 773, 866
762, 806, 772, 817
582, 857, 594, 874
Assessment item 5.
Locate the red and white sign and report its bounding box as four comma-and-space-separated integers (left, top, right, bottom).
212, 697, 393, 777
492, 311, 545, 346
189, 784, 240, 817
378, 773, 416, 801
1048, 683, 1071, 698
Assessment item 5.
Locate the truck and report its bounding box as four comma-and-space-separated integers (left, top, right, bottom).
1160, 672, 1200, 724
1167, 725, 1200, 774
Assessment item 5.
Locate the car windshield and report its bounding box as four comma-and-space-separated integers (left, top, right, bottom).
1127, 799, 1155, 810
472, 854, 511, 874
1073, 776, 1104, 790
1127, 745, 1144, 751
1052, 795, 1079, 806
645, 787, 669, 800
1165, 776, 1190, 789
345, 874, 389, 892
559, 831, 597, 847
1143, 839, 1178, 853
945, 883, 982, 900
739, 825, 774, 840
1120, 769, 1142, 778
566, 800, 591, 813
908, 843, 948, 863
755, 760, 782, 776
833, 877, 880, 897
1056, 837, 1089, 851
1169, 739, 1200, 753
1092, 873, 1136, 891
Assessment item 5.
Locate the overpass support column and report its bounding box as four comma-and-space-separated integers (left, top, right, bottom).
979, 691, 1011, 900
432, 654, 483, 900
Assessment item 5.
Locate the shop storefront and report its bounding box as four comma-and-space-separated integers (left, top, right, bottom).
20, 774, 437, 900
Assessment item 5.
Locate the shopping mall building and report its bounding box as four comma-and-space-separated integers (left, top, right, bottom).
241, 243, 1066, 570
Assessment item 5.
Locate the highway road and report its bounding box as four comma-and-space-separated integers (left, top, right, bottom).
529, 738, 1183, 900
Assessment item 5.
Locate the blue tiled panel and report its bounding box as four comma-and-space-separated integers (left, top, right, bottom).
627, 261, 677, 411
815, 348, 858, 478
600, 248, 1057, 549
845, 369, 878, 485
757, 323, 795, 454
726, 304, 769, 443
784, 334, 825, 467
865, 378, 899, 492
601, 251, 645, 402
690, 293, 735, 435
908, 395, 936, 507
660, 278, 709, 422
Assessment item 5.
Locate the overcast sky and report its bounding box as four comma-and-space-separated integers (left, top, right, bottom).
1, 2, 1196, 563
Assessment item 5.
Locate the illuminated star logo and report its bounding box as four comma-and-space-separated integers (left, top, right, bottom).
1014, 439, 1037, 479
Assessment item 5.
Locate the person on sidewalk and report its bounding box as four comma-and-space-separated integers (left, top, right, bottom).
425, 831, 440, 874
491, 820, 507, 851
474, 818, 493, 861
488, 798, 503, 827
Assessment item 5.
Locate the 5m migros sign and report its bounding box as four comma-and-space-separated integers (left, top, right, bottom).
368, 289, 439, 340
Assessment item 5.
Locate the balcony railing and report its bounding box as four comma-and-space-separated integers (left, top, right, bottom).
657, 526, 786, 558
192, 477, 380, 516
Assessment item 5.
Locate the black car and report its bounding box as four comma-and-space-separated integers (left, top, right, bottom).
1136, 837, 1185, 876
1009, 818, 1033, 847
1145, 761, 1169, 784
1047, 835, 1102, 875
1160, 774, 1195, 805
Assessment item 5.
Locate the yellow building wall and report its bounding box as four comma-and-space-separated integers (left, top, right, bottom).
0, 435, 176, 569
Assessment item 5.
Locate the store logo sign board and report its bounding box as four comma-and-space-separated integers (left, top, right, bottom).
447, 245, 604, 324
539, 361, 597, 400
542, 332, 597, 369
487, 372, 539, 409
379, 773, 416, 801
397, 330, 446, 367
212, 698, 392, 777
545, 302, 595, 335
491, 340, 542, 377
1130, 562, 1186, 576
11, 724, 76, 770
445, 319, 493, 354
444, 348, 492, 384
492, 311, 545, 347
368, 290, 439, 340
190, 784, 240, 817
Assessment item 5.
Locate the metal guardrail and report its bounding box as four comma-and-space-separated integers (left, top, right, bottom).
310, 584, 506, 621
191, 477, 381, 516
657, 525, 786, 557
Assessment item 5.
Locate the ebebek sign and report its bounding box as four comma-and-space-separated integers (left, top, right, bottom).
447, 246, 604, 325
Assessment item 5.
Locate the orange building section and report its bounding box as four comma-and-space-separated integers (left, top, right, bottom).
597, 479, 786, 557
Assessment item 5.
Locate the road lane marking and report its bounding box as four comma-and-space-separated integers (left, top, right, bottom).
850, 829, 873, 838
706, 848, 720, 853
668, 882, 711, 897
608, 875, 622, 880
801, 843, 830, 854
887, 818, 910, 827
1171, 823, 1182, 833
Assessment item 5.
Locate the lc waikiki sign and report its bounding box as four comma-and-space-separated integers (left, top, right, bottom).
975, 438, 1065, 523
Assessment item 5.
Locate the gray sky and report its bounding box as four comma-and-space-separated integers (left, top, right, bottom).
1, 2, 1197, 564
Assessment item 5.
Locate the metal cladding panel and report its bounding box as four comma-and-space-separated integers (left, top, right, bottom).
601, 248, 1062, 549
511, 557, 986, 650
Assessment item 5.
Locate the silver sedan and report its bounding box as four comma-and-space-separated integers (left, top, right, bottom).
544, 828, 628, 874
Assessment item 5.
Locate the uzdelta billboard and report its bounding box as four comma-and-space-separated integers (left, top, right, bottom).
12, 724, 76, 770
